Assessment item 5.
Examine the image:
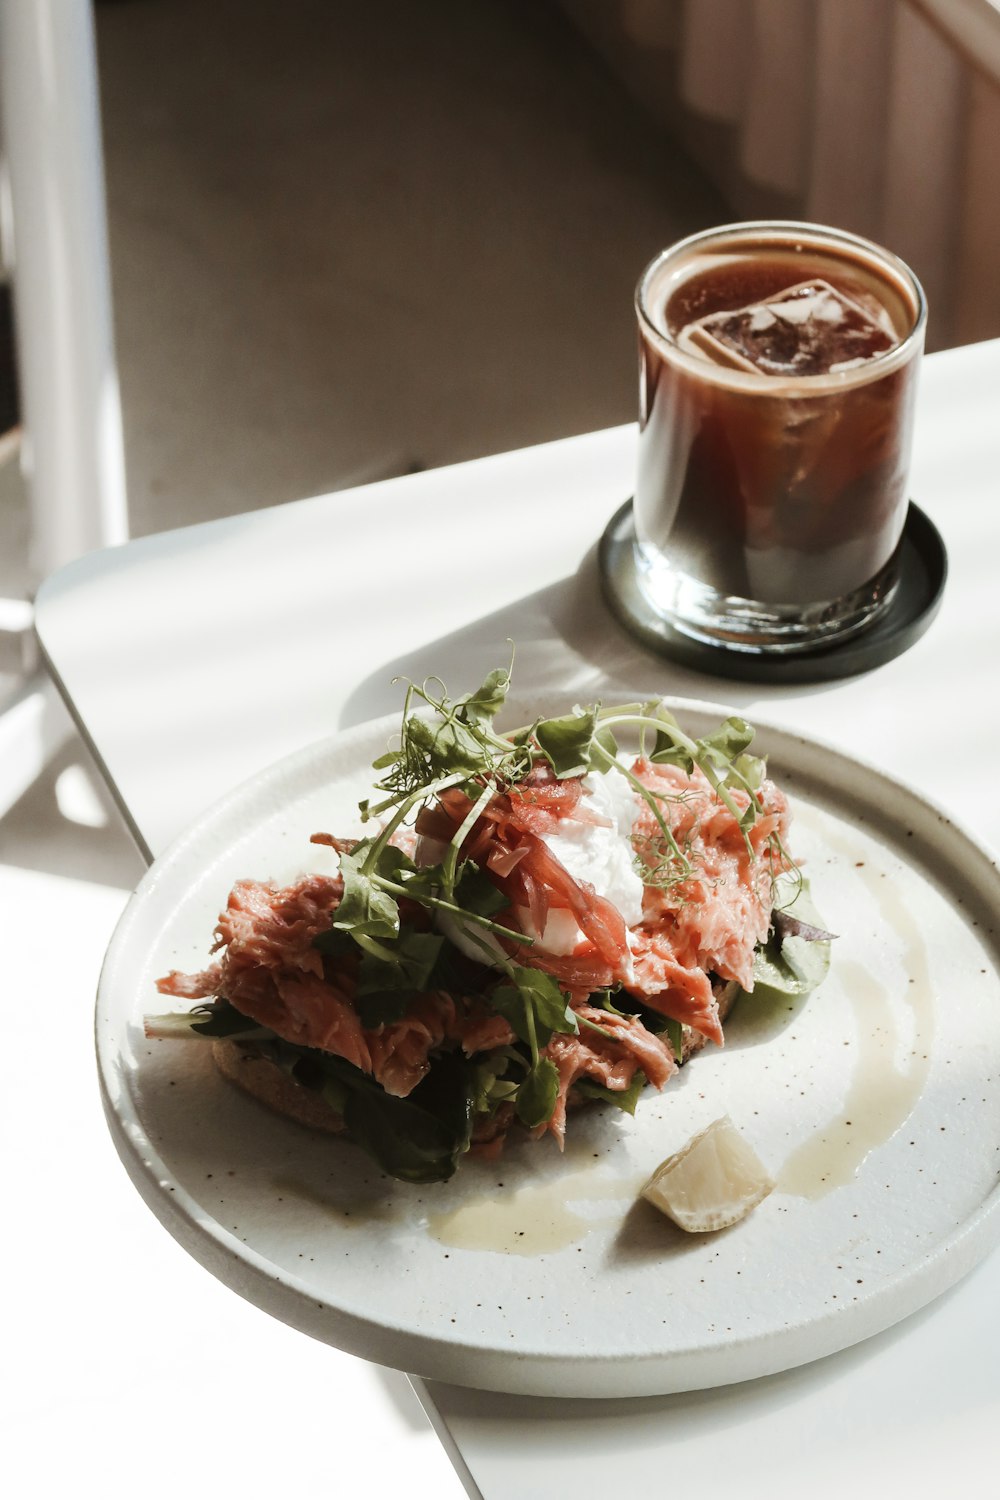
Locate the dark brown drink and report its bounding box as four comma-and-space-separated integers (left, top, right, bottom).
633, 223, 926, 651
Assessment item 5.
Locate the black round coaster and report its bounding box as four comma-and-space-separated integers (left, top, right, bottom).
598, 500, 947, 685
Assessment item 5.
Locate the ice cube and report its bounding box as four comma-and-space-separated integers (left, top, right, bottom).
686, 280, 897, 377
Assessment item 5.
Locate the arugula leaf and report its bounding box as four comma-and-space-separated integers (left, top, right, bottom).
455, 860, 509, 918
732, 750, 765, 792
356, 930, 444, 997
310, 925, 355, 959
574, 1069, 647, 1116
370, 749, 401, 771
353, 929, 446, 1028
490, 966, 578, 1050
261, 1040, 474, 1183
771, 870, 827, 926
145, 999, 271, 1042
320, 1072, 349, 1115
329, 845, 400, 940
533, 706, 599, 778
649, 707, 695, 773
752, 935, 829, 998
699, 716, 755, 762
372, 844, 418, 880
486, 986, 532, 1046
514, 1057, 560, 1128
594, 724, 619, 763
343, 1071, 471, 1183
470, 1054, 521, 1114
748, 875, 833, 1001
588, 987, 626, 1016
354, 990, 415, 1028
392, 857, 443, 903
664, 1016, 685, 1062
188, 1000, 262, 1037
405, 711, 494, 781
322, 835, 524, 966
532, 706, 621, 780
456, 667, 511, 726
509, 965, 579, 1034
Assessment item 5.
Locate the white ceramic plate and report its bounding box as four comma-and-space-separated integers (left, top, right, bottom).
97, 695, 1000, 1397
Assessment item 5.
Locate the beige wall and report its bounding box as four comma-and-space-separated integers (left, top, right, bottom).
556, 0, 1000, 350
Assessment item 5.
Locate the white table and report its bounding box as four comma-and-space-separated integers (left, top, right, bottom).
36, 338, 1000, 1497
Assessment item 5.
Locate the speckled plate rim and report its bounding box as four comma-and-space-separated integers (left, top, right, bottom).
96, 693, 1000, 1398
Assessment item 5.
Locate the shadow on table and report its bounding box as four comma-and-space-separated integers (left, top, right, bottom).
338, 542, 834, 732
411, 1261, 993, 1440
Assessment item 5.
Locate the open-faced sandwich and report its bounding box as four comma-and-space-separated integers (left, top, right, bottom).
147, 662, 831, 1183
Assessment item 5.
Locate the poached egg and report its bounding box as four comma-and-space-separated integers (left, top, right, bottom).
422, 769, 644, 970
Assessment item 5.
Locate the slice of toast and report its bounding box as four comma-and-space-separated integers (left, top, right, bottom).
212, 1037, 345, 1133
681, 977, 741, 1062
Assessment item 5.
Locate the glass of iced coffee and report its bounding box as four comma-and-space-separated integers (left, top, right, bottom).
633, 222, 926, 652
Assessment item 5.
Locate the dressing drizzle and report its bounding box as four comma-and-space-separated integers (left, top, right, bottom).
778, 814, 935, 1198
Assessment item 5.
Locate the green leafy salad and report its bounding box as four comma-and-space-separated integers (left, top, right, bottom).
149, 661, 832, 1183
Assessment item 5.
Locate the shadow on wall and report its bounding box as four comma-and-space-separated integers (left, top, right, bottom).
556, 0, 1000, 351
94, 0, 730, 536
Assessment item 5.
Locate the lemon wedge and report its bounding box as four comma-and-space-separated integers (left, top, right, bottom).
641, 1115, 775, 1233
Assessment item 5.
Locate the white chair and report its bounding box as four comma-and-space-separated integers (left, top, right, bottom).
0, 0, 127, 816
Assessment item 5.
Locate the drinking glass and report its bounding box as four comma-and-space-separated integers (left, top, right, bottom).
633, 222, 927, 652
